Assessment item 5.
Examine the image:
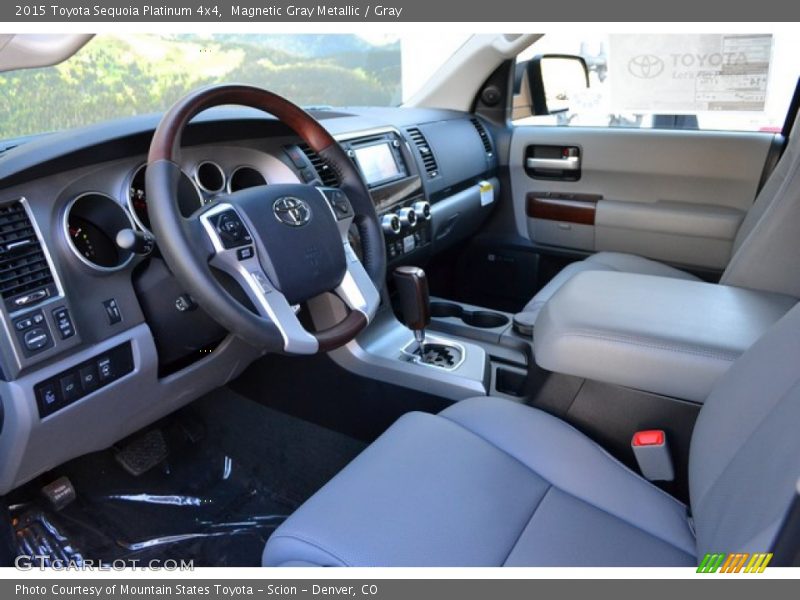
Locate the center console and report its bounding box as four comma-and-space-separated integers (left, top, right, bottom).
338, 130, 432, 266
309, 263, 533, 402
534, 271, 797, 402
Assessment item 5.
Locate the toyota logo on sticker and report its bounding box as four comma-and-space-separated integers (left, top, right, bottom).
628, 54, 665, 79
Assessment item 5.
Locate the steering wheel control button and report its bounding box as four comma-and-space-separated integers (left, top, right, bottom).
34, 342, 134, 418
59, 373, 81, 403
322, 189, 353, 220
52, 307, 75, 339
237, 246, 255, 261
103, 298, 122, 325
214, 210, 252, 248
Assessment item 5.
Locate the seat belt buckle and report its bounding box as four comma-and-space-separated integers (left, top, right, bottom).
631, 430, 674, 481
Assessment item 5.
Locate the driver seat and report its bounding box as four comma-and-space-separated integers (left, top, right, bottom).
262, 303, 800, 566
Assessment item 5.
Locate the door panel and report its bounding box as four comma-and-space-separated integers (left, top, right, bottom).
509, 126, 773, 271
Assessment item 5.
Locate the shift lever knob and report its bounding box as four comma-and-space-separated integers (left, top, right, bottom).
393, 266, 431, 339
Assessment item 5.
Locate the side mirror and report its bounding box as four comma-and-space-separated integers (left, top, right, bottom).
523, 54, 590, 116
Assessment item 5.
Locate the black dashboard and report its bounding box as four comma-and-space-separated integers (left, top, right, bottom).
0, 104, 499, 493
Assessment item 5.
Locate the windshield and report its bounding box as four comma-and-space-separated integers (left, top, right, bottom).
0, 33, 469, 139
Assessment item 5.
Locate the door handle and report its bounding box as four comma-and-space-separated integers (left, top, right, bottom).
525, 156, 581, 171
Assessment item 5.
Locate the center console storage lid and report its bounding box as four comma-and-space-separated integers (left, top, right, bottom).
534, 271, 797, 402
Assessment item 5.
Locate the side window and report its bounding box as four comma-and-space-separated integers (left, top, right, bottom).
513, 33, 799, 132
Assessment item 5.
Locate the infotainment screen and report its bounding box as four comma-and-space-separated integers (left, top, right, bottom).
353, 142, 402, 187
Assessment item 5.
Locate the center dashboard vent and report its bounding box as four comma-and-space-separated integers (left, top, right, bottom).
406, 127, 439, 178
297, 143, 340, 188
470, 118, 494, 157
0, 201, 57, 311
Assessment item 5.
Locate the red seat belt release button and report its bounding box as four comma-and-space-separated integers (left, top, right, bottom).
631, 430, 674, 481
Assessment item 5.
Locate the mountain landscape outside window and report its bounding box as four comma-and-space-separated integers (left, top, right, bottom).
0, 33, 466, 140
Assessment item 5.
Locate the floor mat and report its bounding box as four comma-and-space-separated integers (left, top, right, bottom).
9, 388, 366, 567
231, 353, 451, 442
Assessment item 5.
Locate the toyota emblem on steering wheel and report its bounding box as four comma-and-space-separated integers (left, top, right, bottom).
273, 197, 312, 227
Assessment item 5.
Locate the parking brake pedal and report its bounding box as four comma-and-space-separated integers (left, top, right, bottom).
114, 429, 169, 476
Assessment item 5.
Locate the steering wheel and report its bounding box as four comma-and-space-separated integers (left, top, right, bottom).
145, 84, 385, 354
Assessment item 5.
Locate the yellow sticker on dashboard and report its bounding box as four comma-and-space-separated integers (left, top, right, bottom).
479, 181, 494, 206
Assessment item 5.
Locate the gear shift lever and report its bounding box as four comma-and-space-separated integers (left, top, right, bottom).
393, 266, 431, 349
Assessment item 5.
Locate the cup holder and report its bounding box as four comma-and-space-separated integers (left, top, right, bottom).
463, 311, 510, 329
430, 302, 510, 329
430, 302, 462, 319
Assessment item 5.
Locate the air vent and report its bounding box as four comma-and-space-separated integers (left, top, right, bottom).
0, 201, 56, 311
406, 127, 439, 178
470, 118, 493, 156
297, 143, 340, 187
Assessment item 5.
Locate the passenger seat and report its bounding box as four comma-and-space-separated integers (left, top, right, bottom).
520, 119, 800, 321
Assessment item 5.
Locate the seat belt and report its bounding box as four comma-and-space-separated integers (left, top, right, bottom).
780, 77, 800, 146
755, 76, 800, 194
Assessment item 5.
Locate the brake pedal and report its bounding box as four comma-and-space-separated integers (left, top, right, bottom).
114, 429, 169, 476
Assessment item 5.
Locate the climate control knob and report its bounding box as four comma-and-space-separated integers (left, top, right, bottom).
381, 213, 401, 235
397, 207, 417, 228
413, 201, 431, 220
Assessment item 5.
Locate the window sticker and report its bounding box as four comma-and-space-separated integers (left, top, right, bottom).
608, 34, 773, 112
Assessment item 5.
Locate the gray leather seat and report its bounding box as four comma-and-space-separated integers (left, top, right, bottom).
263, 302, 800, 566
521, 121, 800, 320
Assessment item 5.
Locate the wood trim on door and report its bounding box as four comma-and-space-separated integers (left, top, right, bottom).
526, 192, 600, 225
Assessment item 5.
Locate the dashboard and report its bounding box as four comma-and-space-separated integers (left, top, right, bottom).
0, 104, 499, 493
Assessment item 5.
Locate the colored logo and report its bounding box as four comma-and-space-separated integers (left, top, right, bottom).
697, 552, 773, 573
628, 54, 665, 79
